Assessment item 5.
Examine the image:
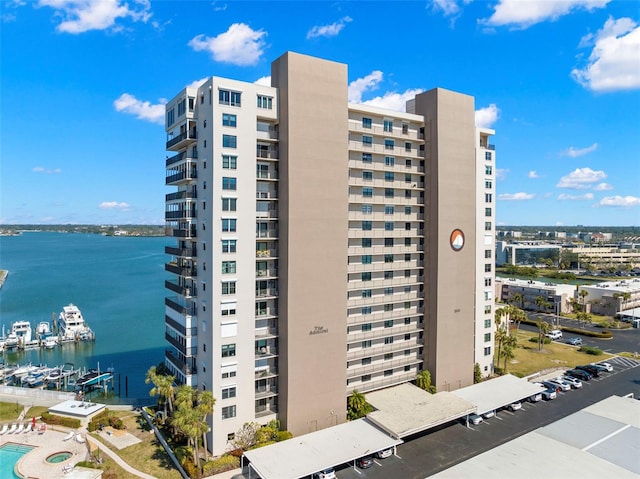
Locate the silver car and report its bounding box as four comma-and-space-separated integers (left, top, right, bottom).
561, 375, 583, 388
548, 378, 571, 392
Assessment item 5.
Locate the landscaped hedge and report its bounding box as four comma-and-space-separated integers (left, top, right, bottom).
87, 409, 125, 432
40, 411, 81, 429
202, 455, 240, 475
519, 318, 613, 339
579, 345, 604, 356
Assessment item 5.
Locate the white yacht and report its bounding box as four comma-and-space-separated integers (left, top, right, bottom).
5, 321, 32, 348
57, 304, 95, 342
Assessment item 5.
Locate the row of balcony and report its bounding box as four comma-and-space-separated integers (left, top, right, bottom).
165, 262, 197, 277
347, 369, 417, 394
348, 121, 426, 141
347, 324, 424, 342
165, 297, 197, 316
166, 169, 197, 185
165, 210, 196, 220
166, 190, 197, 202
167, 128, 197, 150
166, 151, 197, 167
165, 349, 196, 376
165, 246, 197, 258
346, 353, 422, 378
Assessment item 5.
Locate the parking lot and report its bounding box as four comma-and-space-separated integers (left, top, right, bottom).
334, 356, 640, 479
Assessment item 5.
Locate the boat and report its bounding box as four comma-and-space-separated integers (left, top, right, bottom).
44, 336, 58, 349
75, 368, 113, 389
3, 321, 32, 349
57, 304, 95, 342
35, 321, 51, 338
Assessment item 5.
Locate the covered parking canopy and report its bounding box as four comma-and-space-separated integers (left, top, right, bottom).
243, 418, 402, 479
365, 383, 476, 438
451, 374, 545, 415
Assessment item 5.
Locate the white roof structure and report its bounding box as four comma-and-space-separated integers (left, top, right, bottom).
365, 383, 475, 438
619, 307, 640, 320
451, 374, 545, 415
243, 418, 401, 479
49, 400, 106, 419
432, 395, 640, 478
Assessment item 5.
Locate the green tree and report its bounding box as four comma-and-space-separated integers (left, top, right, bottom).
347, 390, 373, 420
537, 320, 551, 351
415, 370, 437, 393
146, 366, 176, 421
578, 289, 589, 312
509, 292, 525, 310
501, 335, 518, 372
231, 422, 261, 451
196, 390, 215, 460
534, 296, 551, 313
473, 363, 482, 384
172, 400, 201, 468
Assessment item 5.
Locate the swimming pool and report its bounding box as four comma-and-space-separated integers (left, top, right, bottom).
0, 443, 35, 479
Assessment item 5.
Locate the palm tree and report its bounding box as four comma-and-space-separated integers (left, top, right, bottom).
347, 390, 372, 420
510, 292, 525, 310
415, 370, 436, 393
534, 296, 550, 313
196, 390, 216, 461
157, 374, 176, 417
537, 320, 551, 351
494, 326, 507, 370
172, 403, 201, 467
501, 335, 518, 372
578, 289, 589, 312
174, 384, 196, 410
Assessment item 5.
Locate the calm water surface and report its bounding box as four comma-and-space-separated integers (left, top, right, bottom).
0, 232, 170, 402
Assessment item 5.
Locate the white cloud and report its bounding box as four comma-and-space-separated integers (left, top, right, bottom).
188, 23, 267, 66
495, 168, 509, 181
254, 76, 271, 86
113, 93, 165, 124
348, 71, 384, 103
37, 0, 151, 34
593, 182, 613, 190
556, 167, 607, 189
99, 201, 131, 210
33, 166, 61, 174
361, 89, 424, 112
562, 142, 598, 157
599, 195, 640, 207
558, 192, 595, 200
498, 192, 535, 201
186, 78, 208, 89
431, 0, 462, 17
528, 170, 540, 179
475, 104, 499, 128
572, 17, 640, 92
306, 16, 352, 39
481, 0, 610, 29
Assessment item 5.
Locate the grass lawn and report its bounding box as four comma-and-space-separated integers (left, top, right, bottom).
0, 401, 26, 421
497, 329, 614, 378
90, 411, 181, 479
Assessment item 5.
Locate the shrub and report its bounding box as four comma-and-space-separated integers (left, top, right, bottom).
182, 458, 201, 479
528, 337, 550, 344
174, 445, 192, 465
40, 411, 81, 429
202, 455, 240, 475
277, 430, 293, 442
579, 346, 603, 356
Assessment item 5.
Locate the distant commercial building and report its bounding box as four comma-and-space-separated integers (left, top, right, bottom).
568, 244, 640, 270
162, 52, 495, 455
496, 241, 562, 266
495, 277, 575, 314
578, 279, 640, 317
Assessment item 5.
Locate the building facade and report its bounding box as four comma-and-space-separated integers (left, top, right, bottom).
163, 52, 495, 455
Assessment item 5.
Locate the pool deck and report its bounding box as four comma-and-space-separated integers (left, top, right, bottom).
1, 424, 101, 479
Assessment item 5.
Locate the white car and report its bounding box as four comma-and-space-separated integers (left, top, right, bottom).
548, 378, 571, 392
592, 362, 613, 372
376, 448, 393, 459
482, 410, 496, 419
529, 392, 543, 403
561, 376, 583, 389
508, 401, 522, 411
468, 413, 483, 425
314, 468, 336, 479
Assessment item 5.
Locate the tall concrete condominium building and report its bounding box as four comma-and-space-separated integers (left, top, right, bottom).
163, 52, 496, 455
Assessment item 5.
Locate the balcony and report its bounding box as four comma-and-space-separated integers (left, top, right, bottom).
166, 151, 197, 167
165, 297, 196, 316
255, 398, 278, 418
165, 349, 196, 375
256, 229, 278, 239
166, 128, 197, 150
165, 262, 197, 278
165, 332, 197, 357
165, 209, 196, 220
347, 370, 416, 394
255, 386, 278, 399
255, 327, 278, 338
166, 190, 197, 202
165, 279, 196, 297
257, 148, 279, 160
171, 226, 197, 239
165, 246, 197, 258
255, 366, 278, 379
256, 288, 278, 298
166, 169, 197, 186
256, 249, 278, 259
255, 344, 277, 358
256, 269, 278, 278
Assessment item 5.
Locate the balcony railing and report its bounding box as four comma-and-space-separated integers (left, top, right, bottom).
255, 367, 278, 379
255, 403, 278, 418
255, 345, 277, 357
166, 190, 197, 201
166, 129, 197, 149
165, 210, 196, 220
256, 249, 278, 258
255, 327, 278, 338
165, 246, 197, 258
165, 349, 196, 375
165, 297, 196, 316
256, 288, 278, 298
171, 227, 197, 239
166, 169, 197, 185
257, 149, 279, 159
165, 332, 197, 357
255, 386, 278, 399
165, 262, 197, 278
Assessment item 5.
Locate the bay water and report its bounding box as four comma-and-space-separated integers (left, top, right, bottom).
0, 231, 170, 403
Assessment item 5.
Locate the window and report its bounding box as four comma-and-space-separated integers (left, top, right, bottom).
222, 281, 236, 295
362, 238, 372, 248
484, 278, 492, 286
404, 253, 410, 261
404, 206, 411, 215
222, 240, 237, 253
484, 319, 491, 328
362, 255, 372, 264
405, 158, 412, 168
362, 289, 372, 298
385, 222, 394, 231
361, 272, 371, 281
402, 123, 409, 134
384, 319, 393, 328
384, 270, 393, 279
362, 221, 372, 231
361, 323, 372, 332
222, 261, 236, 274
484, 263, 492, 272
385, 205, 394, 215
485, 180, 492, 189
362, 153, 372, 163
385, 237, 394, 247
484, 305, 492, 314
406, 237, 412, 247
362, 117, 372, 129
222, 177, 237, 190
222, 306, 236, 316
362, 374, 371, 382
405, 222, 411, 231
384, 336, 394, 344
362, 340, 372, 348
223, 135, 237, 148
485, 249, 492, 259
484, 291, 491, 301
384, 254, 394, 264
221, 344, 236, 357
384, 139, 395, 150
221, 405, 236, 419
222, 113, 237, 127
222, 219, 237, 232
361, 357, 371, 365
361, 204, 373, 214
404, 333, 411, 340
362, 135, 372, 146
362, 171, 373, 180
385, 188, 394, 198
385, 353, 393, 360
485, 151, 492, 161
485, 193, 492, 203
166, 108, 175, 126
405, 174, 412, 183
404, 317, 411, 325
383, 119, 393, 132
362, 187, 373, 198
385, 156, 395, 167
485, 165, 493, 175
485, 221, 492, 231
405, 190, 411, 199
221, 386, 237, 399
405, 142, 412, 152
222, 198, 237, 211
221, 365, 236, 379
384, 287, 393, 295
385, 172, 394, 182
484, 347, 491, 356
177, 98, 186, 116
219, 89, 241, 106
384, 369, 393, 377
257, 95, 273, 109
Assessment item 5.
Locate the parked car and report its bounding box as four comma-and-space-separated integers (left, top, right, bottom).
565, 369, 592, 381
593, 361, 613, 372
356, 456, 374, 469
534, 383, 557, 400
376, 448, 393, 459
508, 401, 522, 411
576, 365, 600, 377
547, 378, 571, 392
529, 392, 543, 403
314, 468, 337, 479
546, 329, 563, 340
468, 413, 483, 425
566, 337, 583, 346
542, 381, 563, 393
561, 376, 583, 388
482, 410, 496, 419
590, 362, 612, 373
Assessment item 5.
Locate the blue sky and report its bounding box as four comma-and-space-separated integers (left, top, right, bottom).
1, 0, 639, 227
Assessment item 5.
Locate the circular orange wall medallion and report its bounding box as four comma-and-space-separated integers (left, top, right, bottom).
450, 229, 465, 251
